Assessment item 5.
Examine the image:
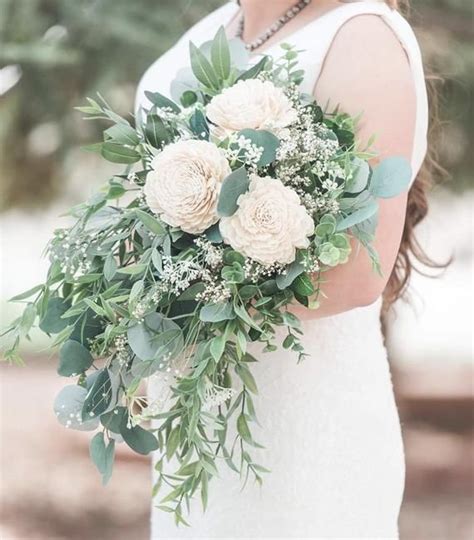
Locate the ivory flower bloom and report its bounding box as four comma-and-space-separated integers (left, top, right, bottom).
144, 140, 231, 235
219, 175, 314, 265
206, 79, 297, 136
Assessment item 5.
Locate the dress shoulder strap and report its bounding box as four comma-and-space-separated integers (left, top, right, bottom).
296, 0, 428, 182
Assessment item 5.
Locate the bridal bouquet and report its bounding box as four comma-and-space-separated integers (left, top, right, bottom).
3, 28, 411, 523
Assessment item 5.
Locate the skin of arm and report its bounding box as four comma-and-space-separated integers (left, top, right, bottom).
291, 14, 417, 320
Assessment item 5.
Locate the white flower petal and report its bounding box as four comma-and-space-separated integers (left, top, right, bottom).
220, 175, 314, 265
144, 140, 231, 235
206, 79, 297, 137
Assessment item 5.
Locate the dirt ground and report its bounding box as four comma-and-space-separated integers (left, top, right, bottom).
1, 359, 473, 540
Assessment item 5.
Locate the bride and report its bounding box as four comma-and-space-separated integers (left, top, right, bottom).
135, 0, 431, 537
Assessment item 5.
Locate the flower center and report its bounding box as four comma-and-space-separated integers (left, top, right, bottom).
254, 200, 279, 229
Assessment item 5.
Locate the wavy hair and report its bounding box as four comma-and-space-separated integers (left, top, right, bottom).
381, 0, 448, 311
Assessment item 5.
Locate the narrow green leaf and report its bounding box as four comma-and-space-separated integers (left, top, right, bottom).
189, 42, 219, 89
101, 142, 140, 164
237, 413, 252, 444
201, 470, 209, 511
211, 27, 231, 80
210, 335, 226, 362
200, 457, 219, 477
90, 432, 115, 485
290, 273, 315, 297
237, 56, 268, 81
166, 426, 180, 460
104, 124, 139, 146
235, 364, 258, 394
144, 91, 181, 113
145, 113, 173, 149
104, 254, 117, 281
9, 284, 43, 302
189, 109, 209, 140
135, 209, 166, 236
116, 264, 147, 275
233, 303, 261, 332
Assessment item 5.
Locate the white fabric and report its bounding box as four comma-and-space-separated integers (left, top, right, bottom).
135, 2, 429, 537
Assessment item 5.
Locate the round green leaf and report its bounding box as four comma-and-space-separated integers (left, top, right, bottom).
120, 418, 159, 455
127, 313, 182, 361
131, 328, 184, 378
90, 432, 115, 485
217, 167, 249, 217
331, 233, 350, 250
180, 90, 198, 108
58, 340, 94, 377
346, 157, 370, 194
223, 250, 245, 266
54, 384, 99, 431
275, 261, 305, 290
238, 285, 259, 300
39, 297, 72, 334
199, 302, 235, 323
369, 156, 412, 198
319, 244, 341, 267
70, 310, 103, 346
237, 129, 280, 167
101, 406, 128, 434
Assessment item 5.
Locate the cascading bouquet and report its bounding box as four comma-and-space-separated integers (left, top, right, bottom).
2, 28, 411, 523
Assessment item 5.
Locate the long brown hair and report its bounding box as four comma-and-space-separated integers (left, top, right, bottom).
382, 0, 447, 312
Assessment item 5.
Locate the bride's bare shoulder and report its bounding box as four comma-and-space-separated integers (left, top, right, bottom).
315, 13, 417, 152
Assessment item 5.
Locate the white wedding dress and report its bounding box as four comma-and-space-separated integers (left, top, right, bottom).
135, 1, 428, 538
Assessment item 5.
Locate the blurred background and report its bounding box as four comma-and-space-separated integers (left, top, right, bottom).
0, 0, 472, 538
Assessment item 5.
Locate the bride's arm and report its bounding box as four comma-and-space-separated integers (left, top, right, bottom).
292, 14, 417, 320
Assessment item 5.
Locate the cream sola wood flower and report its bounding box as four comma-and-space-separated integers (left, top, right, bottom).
144, 140, 231, 235
219, 174, 314, 265
206, 79, 298, 136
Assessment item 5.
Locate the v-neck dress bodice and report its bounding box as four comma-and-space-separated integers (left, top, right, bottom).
135, 2, 429, 537
136, 0, 428, 186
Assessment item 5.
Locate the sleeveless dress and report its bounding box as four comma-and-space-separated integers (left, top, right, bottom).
135, 2, 428, 538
